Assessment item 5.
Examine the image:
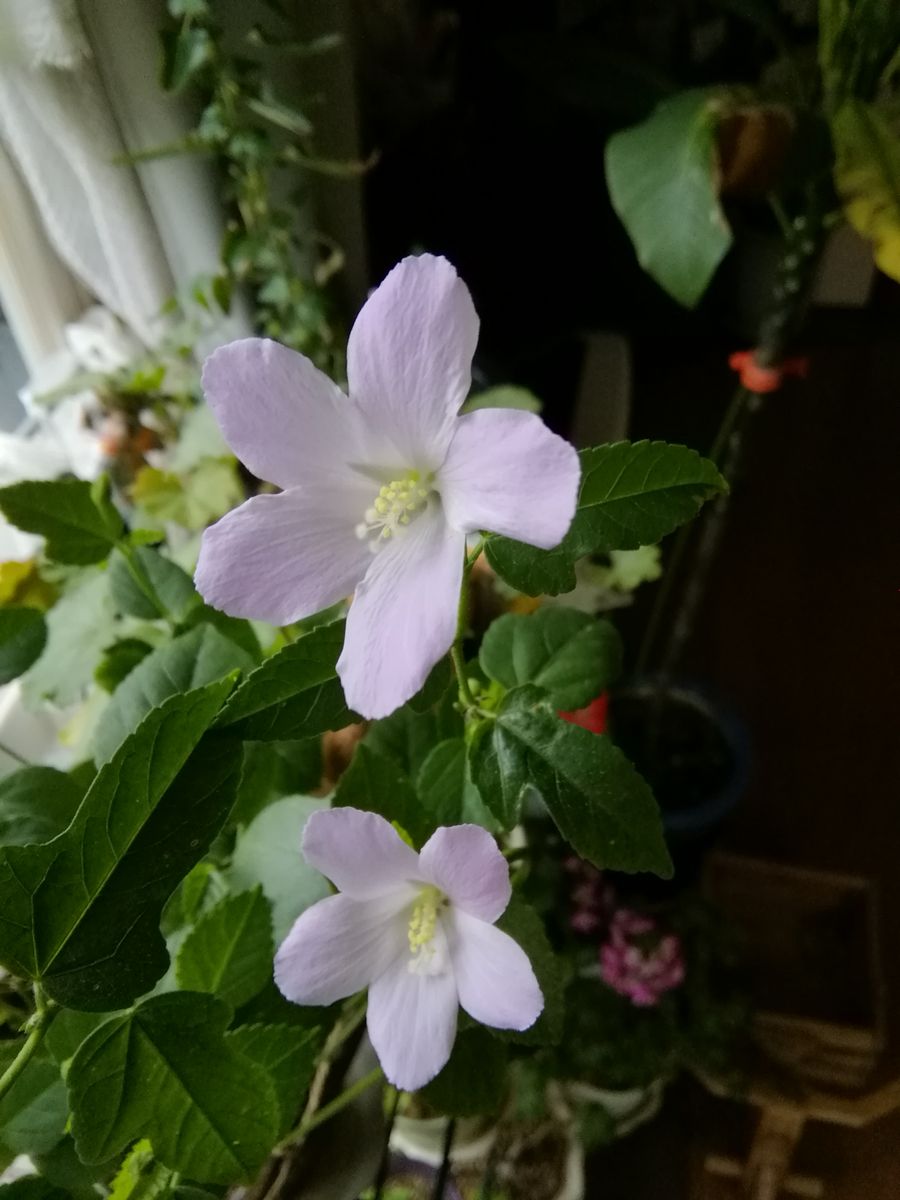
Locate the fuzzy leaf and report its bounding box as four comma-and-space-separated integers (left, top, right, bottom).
176, 888, 274, 1008
215, 621, 352, 741
92, 624, 254, 765
224, 1024, 319, 1134
0, 1047, 67, 1155
333, 744, 424, 842
479, 608, 622, 710
0, 681, 241, 1010
68, 992, 280, 1183
470, 685, 671, 875
0, 767, 84, 847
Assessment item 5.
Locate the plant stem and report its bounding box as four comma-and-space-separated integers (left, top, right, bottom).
431, 1118, 456, 1200
372, 1088, 401, 1200
0, 986, 55, 1102
294, 1066, 383, 1139
281, 996, 366, 1149
452, 542, 483, 710
0, 740, 29, 767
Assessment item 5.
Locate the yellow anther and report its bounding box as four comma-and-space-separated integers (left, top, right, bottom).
408, 885, 444, 953
356, 470, 436, 549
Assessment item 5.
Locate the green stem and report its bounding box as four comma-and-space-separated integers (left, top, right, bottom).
293, 1066, 383, 1139
451, 539, 486, 711
0, 987, 55, 1102
0, 740, 29, 767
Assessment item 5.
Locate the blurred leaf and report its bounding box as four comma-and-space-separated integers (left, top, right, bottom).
68, 993, 279, 1182
460, 386, 542, 415
176, 887, 274, 1008
0, 767, 83, 847
229, 796, 328, 943
0, 681, 241, 1009
94, 638, 154, 693
606, 90, 733, 307
160, 27, 213, 93
108, 547, 198, 621
108, 1140, 176, 1200
132, 462, 243, 532
0, 608, 46, 684
21, 570, 115, 707
833, 99, 900, 282
422, 1029, 508, 1116
0, 478, 123, 566
245, 96, 313, 137
493, 898, 568, 1046
484, 538, 577, 598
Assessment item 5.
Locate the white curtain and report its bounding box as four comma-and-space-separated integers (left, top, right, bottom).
0, 0, 175, 346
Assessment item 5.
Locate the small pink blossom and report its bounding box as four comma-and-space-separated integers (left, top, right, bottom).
275, 807, 543, 1091
195, 255, 580, 719
599, 909, 685, 1007
564, 855, 613, 936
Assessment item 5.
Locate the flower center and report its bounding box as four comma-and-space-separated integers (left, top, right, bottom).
407, 884, 448, 976
355, 470, 434, 551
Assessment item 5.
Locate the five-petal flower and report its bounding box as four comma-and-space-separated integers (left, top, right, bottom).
194, 254, 580, 718
274, 807, 543, 1091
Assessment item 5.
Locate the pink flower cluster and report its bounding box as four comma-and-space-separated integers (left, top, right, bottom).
563, 855, 614, 936
599, 910, 685, 1007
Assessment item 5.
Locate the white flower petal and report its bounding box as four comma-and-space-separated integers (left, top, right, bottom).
448, 909, 543, 1032
275, 892, 409, 1007
347, 255, 479, 465
338, 504, 464, 719
438, 409, 580, 548
302, 808, 421, 898
367, 927, 459, 1091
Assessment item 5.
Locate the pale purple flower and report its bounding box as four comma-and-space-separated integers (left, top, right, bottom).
274, 807, 543, 1091
194, 255, 580, 718
599, 909, 685, 1007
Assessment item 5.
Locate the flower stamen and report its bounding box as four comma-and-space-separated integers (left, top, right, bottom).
407, 884, 447, 975
355, 470, 433, 551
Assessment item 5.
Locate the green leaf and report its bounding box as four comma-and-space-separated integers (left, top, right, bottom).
0, 1047, 67, 1154
94, 638, 154, 693
0, 608, 46, 684
484, 538, 577, 598
229, 796, 329, 943
470, 686, 671, 876
364, 690, 463, 777
460, 385, 542, 415
45, 1011, 109, 1069
108, 547, 198, 621
407, 658, 452, 713
485, 441, 725, 597
421, 1028, 508, 1116
232, 739, 322, 826
179, 604, 262, 661
176, 887, 274, 1008
566, 441, 727, 556
245, 96, 313, 137
0, 767, 83, 847
0, 1181, 68, 1200
160, 26, 213, 93
333, 744, 424, 842
68, 992, 280, 1183
21, 571, 115, 707
606, 89, 732, 306
215, 621, 352, 741
493, 898, 567, 1046
416, 739, 498, 834
833, 99, 900, 283
92, 624, 254, 765
0, 478, 123, 565
0, 680, 242, 1009
108, 1141, 176, 1200
225, 1024, 319, 1135
479, 608, 623, 710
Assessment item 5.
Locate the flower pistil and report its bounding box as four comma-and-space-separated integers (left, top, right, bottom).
407, 883, 448, 975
